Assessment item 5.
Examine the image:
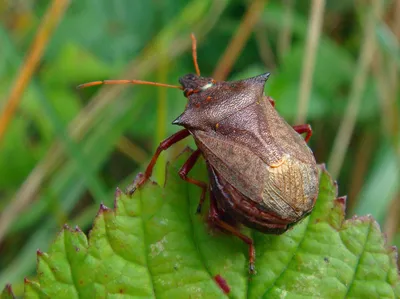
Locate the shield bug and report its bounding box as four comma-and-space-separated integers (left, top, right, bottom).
79, 34, 319, 273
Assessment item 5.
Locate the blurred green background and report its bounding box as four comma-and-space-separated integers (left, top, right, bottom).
0, 0, 399, 296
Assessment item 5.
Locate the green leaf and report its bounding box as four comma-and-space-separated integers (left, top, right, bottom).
23, 152, 400, 298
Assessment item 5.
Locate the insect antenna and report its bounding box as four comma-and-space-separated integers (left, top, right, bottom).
191, 33, 201, 76
78, 34, 201, 90
77, 79, 183, 90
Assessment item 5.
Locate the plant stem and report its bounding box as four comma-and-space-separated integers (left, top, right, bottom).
295, 0, 326, 125
213, 0, 267, 81
328, 1, 384, 179
0, 0, 70, 144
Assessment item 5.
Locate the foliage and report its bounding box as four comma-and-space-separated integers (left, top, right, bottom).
2, 153, 397, 298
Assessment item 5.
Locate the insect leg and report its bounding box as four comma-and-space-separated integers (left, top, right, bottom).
265, 96, 275, 107
268, 98, 275, 107
136, 129, 190, 187
209, 193, 256, 273
178, 149, 207, 214
292, 124, 312, 143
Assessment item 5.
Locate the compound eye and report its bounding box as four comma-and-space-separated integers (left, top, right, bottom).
187, 74, 197, 80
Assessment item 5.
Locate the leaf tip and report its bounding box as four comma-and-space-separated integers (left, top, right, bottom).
36, 249, 43, 256
125, 173, 146, 195
4, 284, 14, 295
115, 187, 122, 198
114, 187, 124, 209
388, 246, 399, 264
333, 195, 347, 213
318, 164, 338, 192
97, 203, 111, 215
350, 214, 373, 222
336, 195, 346, 204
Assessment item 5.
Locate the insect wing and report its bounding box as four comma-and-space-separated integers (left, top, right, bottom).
192, 97, 318, 219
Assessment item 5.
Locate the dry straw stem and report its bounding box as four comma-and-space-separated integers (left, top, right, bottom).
383, 0, 400, 243
373, 1, 399, 151
384, 193, 400, 243
0, 0, 228, 244
0, 0, 70, 144
328, 1, 385, 179
213, 0, 267, 81
277, 0, 294, 60
390, 0, 400, 100
254, 25, 276, 69
116, 136, 148, 165
295, 0, 326, 125
373, 53, 392, 139
347, 133, 375, 211
389, 0, 400, 159
155, 58, 169, 183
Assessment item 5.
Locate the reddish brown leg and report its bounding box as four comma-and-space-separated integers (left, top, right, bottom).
292, 124, 312, 143
136, 129, 190, 187
209, 193, 256, 273
268, 98, 275, 107
178, 149, 207, 214
265, 96, 275, 108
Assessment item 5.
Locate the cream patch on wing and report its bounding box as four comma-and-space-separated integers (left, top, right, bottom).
269, 154, 288, 168
262, 155, 314, 220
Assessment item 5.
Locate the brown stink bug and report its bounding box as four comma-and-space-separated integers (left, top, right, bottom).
79, 34, 319, 273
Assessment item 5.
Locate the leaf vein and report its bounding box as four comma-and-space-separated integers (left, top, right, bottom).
63, 231, 83, 299
184, 181, 230, 298
139, 189, 157, 298
342, 220, 372, 298
261, 216, 312, 297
